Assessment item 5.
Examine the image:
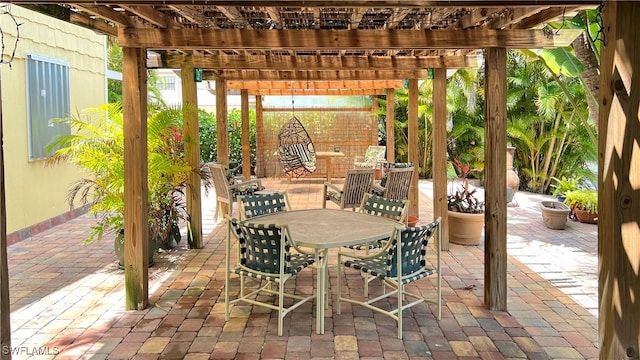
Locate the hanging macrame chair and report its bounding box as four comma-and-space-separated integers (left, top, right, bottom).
277, 116, 317, 178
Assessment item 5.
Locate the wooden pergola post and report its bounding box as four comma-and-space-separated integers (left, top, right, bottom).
0, 71, 11, 359
483, 47, 508, 311
255, 96, 265, 178
241, 89, 251, 180
432, 68, 449, 251
385, 88, 395, 163
216, 79, 229, 166
407, 79, 419, 216
181, 66, 202, 249
122, 47, 149, 310
599, 2, 640, 358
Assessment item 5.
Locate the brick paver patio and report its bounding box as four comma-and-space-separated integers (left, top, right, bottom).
5, 178, 599, 359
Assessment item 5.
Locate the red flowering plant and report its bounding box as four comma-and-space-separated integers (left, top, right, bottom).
448, 159, 485, 214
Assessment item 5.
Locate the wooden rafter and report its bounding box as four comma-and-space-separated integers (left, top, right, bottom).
454, 7, 500, 29
513, 6, 586, 29
226, 80, 404, 90
153, 54, 482, 70
488, 6, 548, 29
217, 6, 252, 29
168, 5, 218, 28
120, 5, 182, 28
206, 69, 432, 81
12, 1, 602, 7
72, 3, 133, 26
119, 28, 584, 49
244, 88, 388, 96
386, 8, 412, 29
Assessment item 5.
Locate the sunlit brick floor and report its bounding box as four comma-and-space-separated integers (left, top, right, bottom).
6, 177, 599, 359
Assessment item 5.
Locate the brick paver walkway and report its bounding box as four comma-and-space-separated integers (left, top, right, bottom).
5, 178, 599, 359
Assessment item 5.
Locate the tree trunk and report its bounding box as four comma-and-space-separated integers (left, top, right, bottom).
572, 29, 600, 130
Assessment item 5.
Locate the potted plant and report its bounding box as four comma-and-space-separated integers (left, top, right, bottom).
47, 103, 203, 267
563, 189, 598, 224
550, 176, 581, 203
447, 179, 485, 246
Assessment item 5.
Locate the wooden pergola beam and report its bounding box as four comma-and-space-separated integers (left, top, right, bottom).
16, 1, 602, 6
226, 80, 404, 91
152, 54, 482, 70
208, 69, 436, 81
119, 28, 583, 50
242, 89, 389, 96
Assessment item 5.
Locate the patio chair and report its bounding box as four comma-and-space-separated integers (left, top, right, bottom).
322, 168, 375, 210
371, 165, 415, 201
207, 162, 264, 221
225, 218, 316, 336
238, 191, 291, 220
336, 217, 442, 339
354, 145, 386, 169
351, 193, 410, 295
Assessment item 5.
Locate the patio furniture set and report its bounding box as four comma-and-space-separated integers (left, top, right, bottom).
210, 150, 441, 338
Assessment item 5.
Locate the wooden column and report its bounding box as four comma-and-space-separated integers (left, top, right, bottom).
255, 96, 265, 178
432, 68, 449, 251
216, 79, 229, 166
122, 47, 149, 310
407, 79, 419, 216
0, 71, 12, 358
599, 2, 640, 359
241, 89, 251, 180
385, 88, 395, 163
483, 47, 507, 311
181, 66, 202, 249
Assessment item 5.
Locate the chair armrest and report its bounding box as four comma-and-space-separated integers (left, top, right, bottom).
230, 178, 263, 191
323, 181, 343, 193
337, 228, 396, 259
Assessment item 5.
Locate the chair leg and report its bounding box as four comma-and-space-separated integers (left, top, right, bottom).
397, 281, 403, 339
336, 255, 342, 314
214, 201, 221, 223
278, 279, 285, 336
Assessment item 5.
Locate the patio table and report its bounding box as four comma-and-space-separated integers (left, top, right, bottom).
245, 208, 402, 334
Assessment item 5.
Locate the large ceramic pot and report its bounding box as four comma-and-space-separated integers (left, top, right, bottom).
448, 210, 484, 245
540, 201, 571, 230
114, 229, 156, 269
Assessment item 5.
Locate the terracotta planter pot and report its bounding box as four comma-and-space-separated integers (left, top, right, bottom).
539, 201, 570, 230
573, 208, 598, 224
407, 215, 419, 227
447, 210, 484, 245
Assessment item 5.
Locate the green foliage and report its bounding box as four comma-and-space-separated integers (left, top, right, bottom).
564, 189, 598, 213
47, 103, 199, 249
523, 48, 586, 77
198, 109, 217, 163
550, 176, 581, 198
198, 108, 257, 173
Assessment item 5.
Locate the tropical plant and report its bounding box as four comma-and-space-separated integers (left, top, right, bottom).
447, 182, 485, 214
550, 176, 581, 199
198, 108, 257, 175
447, 160, 484, 214
563, 189, 598, 213
46, 103, 202, 249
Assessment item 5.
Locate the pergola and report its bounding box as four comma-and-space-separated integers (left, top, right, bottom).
1, 2, 638, 358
